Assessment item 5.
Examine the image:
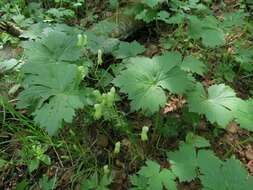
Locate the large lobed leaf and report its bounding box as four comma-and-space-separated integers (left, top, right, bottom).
130, 160, 176, 190
180, 55, 207, 76
17, 63, 92, 135
112, 41, 145, 59
188, 15, 225, 48
143, 0, 161, 8
187, 83, 253, 131
198, 150, 253, 190
113, 52, 193, 113
17, 31, 94, 135
168, 142, 198, 182
22, 31, 82, 65
187, 83, 241, 127
167, 133, 210, 182
233, 99, 253, 132
167, 136, 253, 189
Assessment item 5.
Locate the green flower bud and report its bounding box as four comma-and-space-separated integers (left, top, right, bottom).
141, 126, 149, 141
97, 49, 103, 65
78, 66, 87, 80
77, 34, 87, 47
106, 87, 116, 107
114, 141, 121, 154
94, 104, 102, 119
103, 165, 110, 174
93, 90, 102, 100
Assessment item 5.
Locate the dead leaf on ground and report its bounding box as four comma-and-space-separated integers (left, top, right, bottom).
245, 145, 253, 161
162, 96, 186, 114
247, 160, 253, 174
202, 79, 215, 88
227, 121, 240, 134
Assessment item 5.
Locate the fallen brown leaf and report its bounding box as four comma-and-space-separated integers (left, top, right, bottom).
163, 96, 186, 114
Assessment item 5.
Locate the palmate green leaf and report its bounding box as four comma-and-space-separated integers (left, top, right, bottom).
22, 31, 82, 65
157, 11, 170, 23
181, 55, 207, 76
112, 41, 145, 59
81, 173, 113, 190
85, 31, 120, 54
187, 83, 242, 127
33, 93, 84, 135
221, 11, 247, 31
234, 48, 253, 72
198, 150, 253, 190
17, 62, 82, 108
21, 23, 82, 40
20, 22, 50, 40
39, 175, 56, 190
90, 20, 118, 36
185, 132, 210, 148
188, 84, 253, 131
197, 150, 223, 189
130, 160, 176, 190
17, 63, 92, 135
135, 8, 158, 23
143, 0, 160, 8
130, 175, 149, 190
167, 137, 253, 189
233, 99, 253, 132
167, 135, 210, 182
201, 29, 225, 48
113, 52, 193, 113
188, 15, 225, 48
46, 8, 75, 19
166, 13, 185, 24
170, 0, 207, 12
160, 37, 176, 49
167, 142, 198, 182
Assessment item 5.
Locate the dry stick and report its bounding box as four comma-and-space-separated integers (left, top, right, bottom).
0, 21, 23, 37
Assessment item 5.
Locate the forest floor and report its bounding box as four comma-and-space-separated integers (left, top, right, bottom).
1, 0, 253, 190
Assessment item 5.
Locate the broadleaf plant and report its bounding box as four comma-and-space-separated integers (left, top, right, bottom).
17, 31, 93, 135
166, 134, 253, 189
22, 31, 82, 65
17, 63, 92, 135
166, 133, 210, 183
130, 160, 176, 190
233, 99, 253, 132
180, 55, 207, 76
113, 52, 193, 113
197, 150, 253, 190
112, 41, 145, 59
129, 0, 171, 24
168, 142, 198, 182
143, 0, 161, 8
187, 83, 253, 131
188, 15, 226, 48
81, 172, 113, 190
